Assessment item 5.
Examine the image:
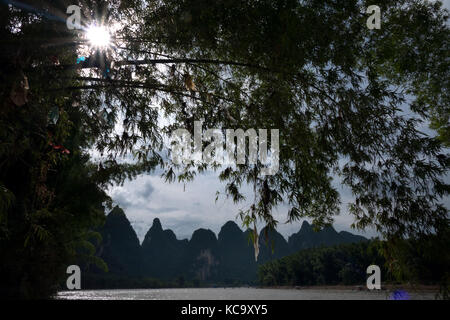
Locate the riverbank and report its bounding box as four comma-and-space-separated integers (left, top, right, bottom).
259, 284, 440, 292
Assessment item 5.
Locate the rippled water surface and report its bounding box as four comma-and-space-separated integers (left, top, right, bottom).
56, 288, 436, 300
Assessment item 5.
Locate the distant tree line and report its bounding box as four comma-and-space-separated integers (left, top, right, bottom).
258, 240, 387, 286
258, 235, 449, 293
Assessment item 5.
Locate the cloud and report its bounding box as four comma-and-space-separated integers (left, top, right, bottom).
109, 176, 156, 209
111, 187, 136, 209
139, 180, 155, 199
151, 207, 179, 213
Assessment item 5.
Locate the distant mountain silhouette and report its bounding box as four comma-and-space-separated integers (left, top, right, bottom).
258, 226, 291, 263
217, 222, 256, 283
96, 206, 143, 276
187, 228, 219, 281
92, 207, 368, 285
288, 221, 367, 251
141, 218, 188, 279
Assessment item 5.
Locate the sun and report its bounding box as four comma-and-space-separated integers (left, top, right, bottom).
86, 24, 111, 48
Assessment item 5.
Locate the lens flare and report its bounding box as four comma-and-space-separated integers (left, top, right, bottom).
86, 25, 111, 48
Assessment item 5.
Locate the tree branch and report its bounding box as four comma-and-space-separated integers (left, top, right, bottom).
52, 58, 270, 71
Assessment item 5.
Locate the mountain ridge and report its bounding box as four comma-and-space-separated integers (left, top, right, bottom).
92, 206, 368, 284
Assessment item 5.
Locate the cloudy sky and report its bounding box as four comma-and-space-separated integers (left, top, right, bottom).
441, 0, 450, 10
107, 0, 450, 243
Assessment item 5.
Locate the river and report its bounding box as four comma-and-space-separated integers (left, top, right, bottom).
56, 287, 437, 300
